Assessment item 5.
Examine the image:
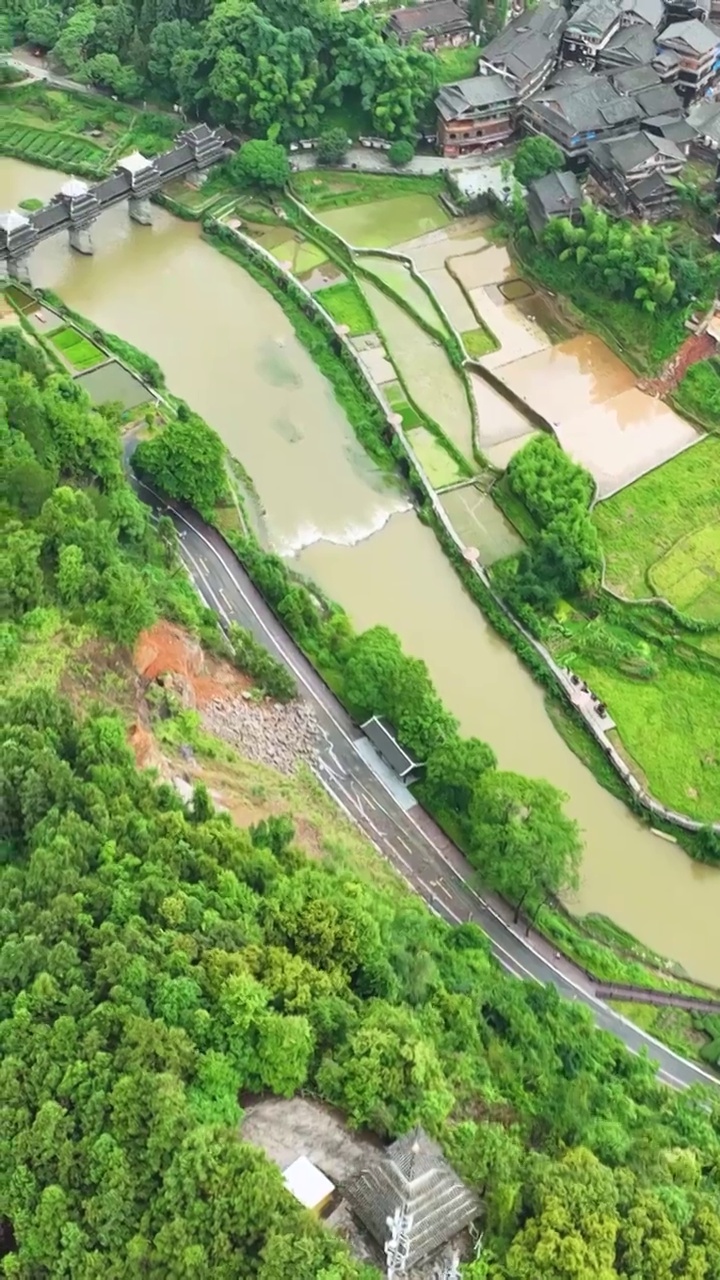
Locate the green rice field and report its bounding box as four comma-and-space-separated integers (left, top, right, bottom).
321, 195, 450, 250
316, 281, 375, 336
594, 438, 720, 603
359, 255, 447, 332
649, 523, 720, 622
565, 649, 720, 822
0, 120, 105, 173
49, 326, 105, 371
407, 427, 465, 489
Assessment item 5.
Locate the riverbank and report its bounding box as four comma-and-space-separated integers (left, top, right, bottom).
207, 176, 720, 849
7, 150, 720, 992
16, 270, 716, 1071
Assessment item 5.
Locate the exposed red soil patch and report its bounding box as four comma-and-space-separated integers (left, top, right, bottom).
133, 620, 251, 708
639, 330, 715, 397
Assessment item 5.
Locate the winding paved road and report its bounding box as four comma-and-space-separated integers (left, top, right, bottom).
132, 476, 718, 1092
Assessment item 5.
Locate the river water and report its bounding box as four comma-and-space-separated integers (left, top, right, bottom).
4, 156, 720, 984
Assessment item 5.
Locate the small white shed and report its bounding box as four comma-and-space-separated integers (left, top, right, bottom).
282, 1156, 335, 1215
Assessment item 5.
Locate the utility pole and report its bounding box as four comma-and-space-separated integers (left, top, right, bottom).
385, 1205, 414, 1279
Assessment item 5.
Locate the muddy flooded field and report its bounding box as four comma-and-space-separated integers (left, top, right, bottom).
498, 334, 701, 497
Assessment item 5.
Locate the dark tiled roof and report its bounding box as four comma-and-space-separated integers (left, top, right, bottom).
611, 64, 661, 94
482, 2, 566, 80
437, 73, 518, 119
600, 24, 657, 66
619, 0, 663, 25
634, 84, 683, 116
530, 76, 642, 133
389, 0, 470, 33
643, 112, 696, 143
344, 1128, 480, 1270
361, 717, 421, 776
658, 17, 719, 54
32, 202, 68, 232
566, 0, 620, 36
633, 170, 676, 200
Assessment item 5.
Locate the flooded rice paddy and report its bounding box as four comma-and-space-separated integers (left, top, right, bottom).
320, 193, 449, 248
499, 335, 702, 499
358, 254, 446, 332
5, 156, 720, 984
359, 279, 476, 464
440, 484, 525, 563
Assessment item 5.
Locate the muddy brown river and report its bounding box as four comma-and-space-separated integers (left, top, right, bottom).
4, 157, 720, 984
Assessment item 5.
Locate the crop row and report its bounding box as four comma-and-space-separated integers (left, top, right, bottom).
0, 124, 104, 163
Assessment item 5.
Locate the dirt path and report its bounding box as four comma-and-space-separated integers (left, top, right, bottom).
639, 330, 715, 398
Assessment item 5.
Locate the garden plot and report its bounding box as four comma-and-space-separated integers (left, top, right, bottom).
76, 360, 151, 410
441, 483, 524, 564
49, 325, 105, 371
497, 334, 701, 498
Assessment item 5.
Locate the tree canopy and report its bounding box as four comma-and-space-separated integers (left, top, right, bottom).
513, 134, 564, 187
2, 688, 720, 1276
9, 0, 438, 141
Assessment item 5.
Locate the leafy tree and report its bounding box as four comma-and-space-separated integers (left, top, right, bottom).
388, 139, 414, 167
424, 735, 497, 819
513, 135, 564, 187
0, 524, 44, 616
317, 127, 350, 166
133, 415, 227, 518
469, 770, 582, 920
24, 7, 62, 48
230, 138, 291, 190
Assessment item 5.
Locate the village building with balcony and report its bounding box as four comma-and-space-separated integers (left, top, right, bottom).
478, 1, 567, 100
386, 0, 472, 50
655, 19, 720, 104
588, 127, 685, 214
523, 75, 643, 162
561, 0, 624, 67
435, 74, 518, 156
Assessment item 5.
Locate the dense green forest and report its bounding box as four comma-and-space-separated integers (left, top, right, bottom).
3, 691, 720, 1276
5, 0, 439, 139
4, 327, 720, 1276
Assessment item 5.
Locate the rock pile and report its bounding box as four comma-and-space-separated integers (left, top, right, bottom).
202, 694, 320, 775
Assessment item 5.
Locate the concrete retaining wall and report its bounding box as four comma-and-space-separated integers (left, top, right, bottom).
209, 214, 720, 840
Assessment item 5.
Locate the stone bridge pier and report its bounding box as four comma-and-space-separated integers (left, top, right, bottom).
120, 153, 157, 228
1, 124, 230, 285
63, 178, 100, 256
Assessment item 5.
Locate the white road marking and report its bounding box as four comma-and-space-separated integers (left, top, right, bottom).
133, 482, 717, 1090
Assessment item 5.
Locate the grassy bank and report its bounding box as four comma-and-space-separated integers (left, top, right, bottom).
672, 358, 720, 432
290, 168, 446, 212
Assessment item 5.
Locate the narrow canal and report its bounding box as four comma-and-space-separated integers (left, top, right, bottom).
4, 156, 720, 985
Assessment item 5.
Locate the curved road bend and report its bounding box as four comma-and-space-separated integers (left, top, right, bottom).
133, 479, 717, 1092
